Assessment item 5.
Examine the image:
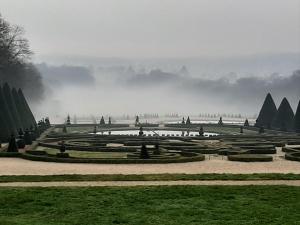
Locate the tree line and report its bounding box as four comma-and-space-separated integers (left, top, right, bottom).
0, 13, 44, 102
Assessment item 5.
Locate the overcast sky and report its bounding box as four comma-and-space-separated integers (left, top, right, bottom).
1, 0, 300, 59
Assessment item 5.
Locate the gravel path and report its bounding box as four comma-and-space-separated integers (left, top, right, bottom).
0, 156, 300, 175
1, 180, 300, 187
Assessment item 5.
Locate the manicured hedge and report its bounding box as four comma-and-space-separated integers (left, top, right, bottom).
38, 142, 138, 152
282, 147, 300, 153
21, 152, 205, 164
228, 154, 273, 162
218, 149, 248, 156
285, 152, 300, 162
244, 149, 277, 154
237, 145, 275, 150
0, 152, 22, 157
25, 150, 47, 155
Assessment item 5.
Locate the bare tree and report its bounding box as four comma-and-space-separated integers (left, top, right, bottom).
0, 14, 43, 101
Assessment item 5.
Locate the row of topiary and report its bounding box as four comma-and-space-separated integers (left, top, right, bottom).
255, 93, 300, 132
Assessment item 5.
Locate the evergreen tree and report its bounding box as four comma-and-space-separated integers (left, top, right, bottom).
294, 100, 300, 133
18, 128, 24, 138
218, 117, 223, 125
66, 115, 71, 125
3, 83, 23, 130
60, 141, 66, 153
255, 93, 277, 128
186, 116, 191, 125
30, 126, 36, 141
153, 143, 160, 155
139, 126, 144, 136
17, 89, 36, 128
199, 126, 204, 136
108, 117, 112, 125
0, 86, 16, 135
100, 116, 105, 125
259, 126, 265, 134
45, 117, 50, 127
135, 115, 139, 126
244, 119, 249, 127
24, 128, 32, 145
140, 144, 150, 159
182, 117, 185, 124
62, 125, 67, 133
272, 97, 294, 131
0, 90, 11, 140
11, 88, 29, 129
7, 134, 18, 152
0, 110, 9, 141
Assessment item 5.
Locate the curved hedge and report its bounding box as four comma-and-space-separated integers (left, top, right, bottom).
21, 152, 205, 164
285, 152, 300, 162
282, 147, 300, 153
218, 149, 248, 156
228, 154, 273, 162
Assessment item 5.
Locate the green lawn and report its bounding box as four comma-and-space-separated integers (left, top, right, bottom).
1, 173, 300, 183
0, 186, 299, 225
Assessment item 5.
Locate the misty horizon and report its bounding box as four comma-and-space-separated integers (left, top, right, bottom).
1, 0, 300, 121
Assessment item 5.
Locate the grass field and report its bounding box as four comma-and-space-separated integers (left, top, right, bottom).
0, 186, 299, 225
1, 173, 300, 183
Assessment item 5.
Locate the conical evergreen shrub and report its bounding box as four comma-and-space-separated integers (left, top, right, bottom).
24, 129, 32, 145
244, 119, 249, 127
272, 97, 294, 131
140, 144, 150, 159
0, 98, 10, 141
11, 88, 30, 129
186, 116, 191, 125
3, 83, 23, 131
255, 93, 277, 128
18, 89, 36, 128
100, 116, 105, 125
7, 134, 18, 152
294, 100, 300, 133
0, 86, 16, 135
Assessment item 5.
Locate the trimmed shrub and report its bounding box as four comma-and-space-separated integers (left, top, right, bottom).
294, 100, 300, 133
21, 152, 205, 164
0, 152, 21, 157
56, 152, 70, 158
16, 138, 25, 148
228, 154, 273, 162
7, 135, 18, 152
244, 119, 249, 127
255, 93, 277, 128
285, 152, 300, 162
140, 144, 149, 159
25, 150, 47, 155
272, 97, 295, 131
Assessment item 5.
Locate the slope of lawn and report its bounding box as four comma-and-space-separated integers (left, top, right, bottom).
0, 186, 299, 225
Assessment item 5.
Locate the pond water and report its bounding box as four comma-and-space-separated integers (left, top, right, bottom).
95, 130, 218, 137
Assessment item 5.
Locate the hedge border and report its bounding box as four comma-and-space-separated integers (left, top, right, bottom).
228, 154, 273, 162
20, 152, 205, 164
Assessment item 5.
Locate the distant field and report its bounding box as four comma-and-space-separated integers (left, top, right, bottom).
0, 186, 299, 225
